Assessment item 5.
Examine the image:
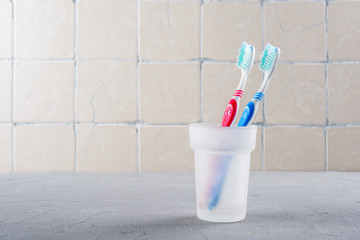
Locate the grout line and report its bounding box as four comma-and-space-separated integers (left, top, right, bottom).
140, 0, 205, 2
73, 124, 78, 172
262, 126, 265, 171
324, 127, 328, 171
201, 0, 260, 2
137, 125, 141, 173
200, 0, 203, 59
12, 126, 16, 174
73, 0, 79, 173
325, 0, 329, 64
261, 0, 265, 48
1, 58, 360, 65
263, 0, 325, 2
5, 58, 137, 63
167, 0, 173, 60
137, 0, 141, 172
324, 0, 329, 171
199, 62, 203, 122
12, 58, 76, 62
330, 0, 360, 2
263, 124, 329, 128
261, 0, 266, 170
11, 0, 16, 174
324, 62, 329, 171
77, 59, 137, 63
0, 121, 360, 127
13, 122, 76, 126
324, 0, 329, 127
199, 0, 203, 122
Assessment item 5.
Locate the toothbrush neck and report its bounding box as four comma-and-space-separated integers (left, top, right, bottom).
258, 73, 271, 93
237, 71, 248, 90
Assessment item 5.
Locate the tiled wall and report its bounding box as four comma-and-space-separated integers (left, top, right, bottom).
0, 0, 359, 173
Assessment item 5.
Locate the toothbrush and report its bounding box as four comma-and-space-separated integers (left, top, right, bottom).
206, 43, 255, 210
238, 43, 280, 127
221, 42, 255, 127
207, 44, 280, 211
207, 155, 231, 210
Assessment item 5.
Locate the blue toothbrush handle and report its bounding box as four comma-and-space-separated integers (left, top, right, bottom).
208, 157, 231, 211
238, 92, 263, 127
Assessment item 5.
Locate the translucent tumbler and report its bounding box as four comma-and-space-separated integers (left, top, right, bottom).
189, 123, 257, 223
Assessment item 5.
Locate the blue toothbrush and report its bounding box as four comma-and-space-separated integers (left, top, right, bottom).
207, 43, 255, 210
207, 44, 280, 211
238, 44, 280, 126
207, 155, 231, 211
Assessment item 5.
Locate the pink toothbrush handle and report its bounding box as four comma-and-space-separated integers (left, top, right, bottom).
221, 90, 243, 127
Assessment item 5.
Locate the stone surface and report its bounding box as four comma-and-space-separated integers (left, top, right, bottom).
328, 127, 360, 171
328, 63, 360, 124
77, 0, 137, 59
140, 63, 200, 124
14, 62, 74, 122
328, 1, 360, 61
16, 0, 74, 59
0, 172, 359, 239
140, 126, 193, 172
264, 2, 325, 62
265, 127, 325, 171
0, 0, 12, 58
76, 62, 137, 122
265, 64, 326, 125
202, 2, 262, 61
0, 62, 12, 122
77, 124, 137, 172
15, 125, 75, 173
0, 125, 12, 173
140, 2, 200, 61
251, 127, 263, 171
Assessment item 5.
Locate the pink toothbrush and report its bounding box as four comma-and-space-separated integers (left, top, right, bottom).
221, 42, 255, 127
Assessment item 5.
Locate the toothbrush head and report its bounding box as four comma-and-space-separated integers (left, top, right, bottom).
259, 43, 280, 74
237, 41, 255, 71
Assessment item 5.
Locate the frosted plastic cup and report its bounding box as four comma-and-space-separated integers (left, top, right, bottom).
189, 123, 257, 223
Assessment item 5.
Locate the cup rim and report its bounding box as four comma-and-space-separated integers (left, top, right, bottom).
189, 122, 257, 130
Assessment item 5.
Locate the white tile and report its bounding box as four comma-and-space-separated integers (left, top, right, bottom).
77, 124, 137, 172
77, 0, 137, 59
202, 2, 262, 61
16, 125, 75, 173
0, 62, 12, 122
15, 62, 74, 122
140, 2, 200, 60
0, 125, 12, 173
140, 126, 193, 172
16, 0, 74, 58
0, 0, 12, 58
140, 64, 200, 124
76, 62, 137, 122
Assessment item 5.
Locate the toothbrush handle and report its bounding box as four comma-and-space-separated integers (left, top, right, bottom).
221, 90, 243, 127
238, 92, 263, 127
207, 156, 231, 210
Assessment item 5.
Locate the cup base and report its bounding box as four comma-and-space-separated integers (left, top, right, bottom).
197, 208, 246, 223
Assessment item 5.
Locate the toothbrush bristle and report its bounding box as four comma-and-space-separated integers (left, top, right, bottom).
237, 42, 254, 71
259, 43, 278, 72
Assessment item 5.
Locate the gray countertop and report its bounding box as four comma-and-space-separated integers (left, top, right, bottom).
0, 172, 359, 240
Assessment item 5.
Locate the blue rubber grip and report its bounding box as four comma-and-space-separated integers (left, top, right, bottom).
238, 101, 255, 127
